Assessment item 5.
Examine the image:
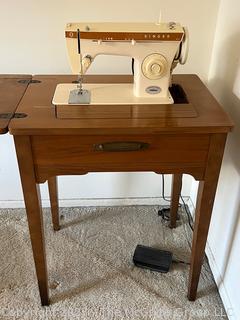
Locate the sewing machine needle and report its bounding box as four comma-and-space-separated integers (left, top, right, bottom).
77, 28, 84, 95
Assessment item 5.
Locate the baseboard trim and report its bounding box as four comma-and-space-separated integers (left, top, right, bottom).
0, 196, 177, 209
187, 197, 236, 320
205, 244, 235, 319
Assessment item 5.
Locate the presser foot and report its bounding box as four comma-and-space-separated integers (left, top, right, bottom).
68, 89, 91, 104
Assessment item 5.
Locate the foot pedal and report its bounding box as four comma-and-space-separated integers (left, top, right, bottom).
133, 245, 173, 273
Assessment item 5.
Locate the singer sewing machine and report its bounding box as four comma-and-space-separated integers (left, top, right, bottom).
53, 22, 189, 118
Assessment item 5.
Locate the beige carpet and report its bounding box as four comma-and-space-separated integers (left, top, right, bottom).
0, 205, 227, 319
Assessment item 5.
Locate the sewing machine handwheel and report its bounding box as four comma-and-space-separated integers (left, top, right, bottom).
179, 27, 189, 65
142, 54, 168, 80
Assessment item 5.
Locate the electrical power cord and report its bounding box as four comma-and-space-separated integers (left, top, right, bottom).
158, 207, 171, 221
180, 195, 194, 231
161, 174, 171, 203
172, 258, 190, 266
157, 174, 194, 266
159, 174, 194, 231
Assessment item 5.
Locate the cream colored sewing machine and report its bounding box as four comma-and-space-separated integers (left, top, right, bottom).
53, 22, 188, 107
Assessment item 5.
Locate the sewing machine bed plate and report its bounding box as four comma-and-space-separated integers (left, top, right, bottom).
53, 83, 174, 105
53, 83, 197, 119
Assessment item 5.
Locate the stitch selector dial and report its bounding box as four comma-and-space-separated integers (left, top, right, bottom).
142, 54, 168, 80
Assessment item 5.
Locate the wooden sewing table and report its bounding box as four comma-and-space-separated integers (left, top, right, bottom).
8, 74, 233, 306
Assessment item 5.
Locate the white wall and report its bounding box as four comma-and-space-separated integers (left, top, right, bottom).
199, 0, 240, 318
0, 0, 220, 205
2, 1, 240, 318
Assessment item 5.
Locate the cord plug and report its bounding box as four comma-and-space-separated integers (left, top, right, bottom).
158, 207, 180, 221
172, 257, 190, 265
158, 207, 171, 221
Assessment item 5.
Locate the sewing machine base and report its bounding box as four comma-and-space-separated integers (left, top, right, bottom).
53, 82, 196, 119
53, 83, 174, 106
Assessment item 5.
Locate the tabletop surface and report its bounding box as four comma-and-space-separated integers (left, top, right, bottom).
9, 74, 233, 135
0, 75, 31, 134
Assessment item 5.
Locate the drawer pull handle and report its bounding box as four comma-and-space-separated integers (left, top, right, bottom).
94, 141, 149, 152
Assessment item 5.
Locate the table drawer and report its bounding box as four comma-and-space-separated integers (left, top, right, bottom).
31, 134, 210, 181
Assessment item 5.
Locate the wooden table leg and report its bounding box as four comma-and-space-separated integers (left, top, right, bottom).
14, 136, 49, 306
48, 177, 60, 231
188, 134, 227, 301
169, 174, 182, 228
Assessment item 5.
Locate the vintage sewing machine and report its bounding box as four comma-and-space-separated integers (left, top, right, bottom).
53, 22, 189, 118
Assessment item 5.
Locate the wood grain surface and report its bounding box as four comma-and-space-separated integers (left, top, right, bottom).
188, 133, 227, 300
48, 177, 60, 231
31, 133, 210, 183
0, 75, 31, 133
14, 135, 49, 306
56, 103, 197, 119
9, 75, 233, 135
170, 174, 182, 228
